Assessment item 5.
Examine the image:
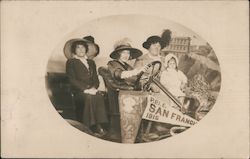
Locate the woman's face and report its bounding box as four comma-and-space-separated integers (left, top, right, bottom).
119, 50, 130, 63
167, 58, 177, 69
75, 44, 87, 57
86, 44, 98, 60
148, 42, 161, 56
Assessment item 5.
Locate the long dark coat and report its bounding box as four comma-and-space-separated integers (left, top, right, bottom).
66, 58, 108, 127
105, 60, 140, 139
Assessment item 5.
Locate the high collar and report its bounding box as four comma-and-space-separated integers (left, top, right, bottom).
147, 53, 161, 61
73, 55, 88, 61
73, 55, 89, 69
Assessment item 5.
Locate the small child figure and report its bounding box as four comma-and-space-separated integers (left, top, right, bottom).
160, 53, 188, 112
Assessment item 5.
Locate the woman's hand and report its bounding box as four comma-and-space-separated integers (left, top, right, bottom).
84, 88, 98, 95
142, 63, 152, 72
120, 69, 141, 78
120, 63, 153, 79
138, 63, 152, 73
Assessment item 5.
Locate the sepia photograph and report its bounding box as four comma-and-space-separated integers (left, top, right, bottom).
46, 15, 221, 143
1, 1, 249, 158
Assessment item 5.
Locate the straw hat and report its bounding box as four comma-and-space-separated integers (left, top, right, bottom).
110, 40, 142, 60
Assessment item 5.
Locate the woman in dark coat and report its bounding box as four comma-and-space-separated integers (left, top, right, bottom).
106, 40, 149, 140
108, 42, 148, 87
64, 38, 108, 135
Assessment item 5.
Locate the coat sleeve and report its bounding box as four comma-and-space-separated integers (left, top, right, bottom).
107, 61, 139, 79
91, 60, 100, 89
66, 59, 89, 91
107, 61, 123, 80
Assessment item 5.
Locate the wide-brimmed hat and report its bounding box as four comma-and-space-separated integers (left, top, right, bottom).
64, 36, 99, 59
110, 43, 142, 60
142, 35, 164, 49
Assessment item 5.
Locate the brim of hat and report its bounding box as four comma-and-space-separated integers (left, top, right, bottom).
63, 38, 98, 59
110, 47, 143, 60
142, 39, 164, 49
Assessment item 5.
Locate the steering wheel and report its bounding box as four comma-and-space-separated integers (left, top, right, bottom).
135, 61, 162, 91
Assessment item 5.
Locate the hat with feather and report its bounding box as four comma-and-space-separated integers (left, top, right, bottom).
142, 29, 172, 49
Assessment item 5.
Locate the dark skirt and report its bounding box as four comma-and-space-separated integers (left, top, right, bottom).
81, 92, 108, 127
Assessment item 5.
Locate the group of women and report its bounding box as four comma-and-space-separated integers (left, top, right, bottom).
63, 31, 188, 139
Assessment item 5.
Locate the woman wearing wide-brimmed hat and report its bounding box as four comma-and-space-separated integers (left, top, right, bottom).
64, 36, 108, 136
106, 39, 149, 141
133, 30, 173, 141
64, 35, 100, 60
107, 41, 146, 87
134, 29, 172, 92
134, 35, 165, 66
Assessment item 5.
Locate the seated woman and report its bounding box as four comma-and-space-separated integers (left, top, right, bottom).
64, 38, 108, 136
108, 43, 145, 88
65, 35, 100, 123
106, 39, 149, 141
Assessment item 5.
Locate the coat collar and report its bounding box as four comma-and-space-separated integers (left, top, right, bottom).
73, 56, 91, 71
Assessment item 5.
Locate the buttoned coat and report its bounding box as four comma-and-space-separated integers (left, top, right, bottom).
66, 58, 99, 92
66, 58, 108, 127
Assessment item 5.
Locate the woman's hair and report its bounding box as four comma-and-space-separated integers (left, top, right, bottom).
71, 41, 89, 54
149, 41, 161, 47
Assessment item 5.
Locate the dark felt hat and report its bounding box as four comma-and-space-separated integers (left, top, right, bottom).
109, 43, 142, 60
64, 36, 99, 59
142, 35, 164, 49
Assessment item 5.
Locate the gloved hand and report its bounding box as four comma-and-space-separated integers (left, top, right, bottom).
140, 63, 152, 72
84, 88, 98, 95
120, 62, 154, 79
121, 69, 141, 79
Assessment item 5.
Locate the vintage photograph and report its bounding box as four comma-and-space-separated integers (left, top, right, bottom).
45, 15, 221, 144
1, 1, 249, 158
